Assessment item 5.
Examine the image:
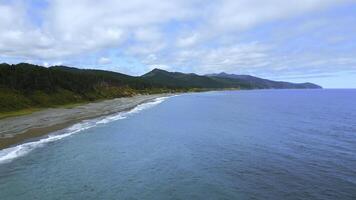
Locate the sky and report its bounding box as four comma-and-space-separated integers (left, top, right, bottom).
0, 0, 356, 88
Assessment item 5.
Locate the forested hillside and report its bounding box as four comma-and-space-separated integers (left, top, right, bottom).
0, 63, 321, 114
0, 63, 158, 113
207, 72, 322, 89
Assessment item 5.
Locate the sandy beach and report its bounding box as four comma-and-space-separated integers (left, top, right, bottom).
0, 94, 169, 149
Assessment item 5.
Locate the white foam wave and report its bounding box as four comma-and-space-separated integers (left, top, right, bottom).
96, 114, 126, 124
127, 96, 169, 114
0, 96, 170, 164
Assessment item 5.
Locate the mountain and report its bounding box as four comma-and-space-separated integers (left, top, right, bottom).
0, 63, 156, 113
141, 68, 231, 88
0, 63, 321, 113
143, 69, 321, 89
206, 72, 322, 89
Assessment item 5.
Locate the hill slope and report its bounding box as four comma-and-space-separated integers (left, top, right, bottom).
143, 69, 321, 89
142, 69, 232, 88
0, 63, 154, 113
207, 72, 322, 89
0, 63, 321, 113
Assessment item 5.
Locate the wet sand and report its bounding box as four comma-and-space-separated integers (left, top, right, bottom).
0, 94, 169, 149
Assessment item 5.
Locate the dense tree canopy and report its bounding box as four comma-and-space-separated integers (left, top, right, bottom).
0, 63, 320, 113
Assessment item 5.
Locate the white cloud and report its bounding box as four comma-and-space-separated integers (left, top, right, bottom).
176, 33, 200, 47
0, 0, 197, 59
209, 0, 350, 31
98, 57, 111, 65
0, 0, 355, 78
134, 27, 162, 42
164, 42, 271, 74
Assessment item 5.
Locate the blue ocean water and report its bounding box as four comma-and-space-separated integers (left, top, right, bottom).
0, 90, 355, 200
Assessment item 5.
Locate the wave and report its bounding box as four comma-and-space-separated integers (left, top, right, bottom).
0, 96, 170, 164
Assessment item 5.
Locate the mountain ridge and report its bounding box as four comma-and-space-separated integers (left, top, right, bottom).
0, 63, 321, 113
206, 72, 321, 89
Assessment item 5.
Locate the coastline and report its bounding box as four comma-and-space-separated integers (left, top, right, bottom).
0, 94, 170, 150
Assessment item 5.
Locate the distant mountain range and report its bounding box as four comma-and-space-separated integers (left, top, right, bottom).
0, 63, 321, 113
206, 72, 321, 89
143, 69, 321, 89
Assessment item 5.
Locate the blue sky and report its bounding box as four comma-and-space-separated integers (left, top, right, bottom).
0, 0, 356, 88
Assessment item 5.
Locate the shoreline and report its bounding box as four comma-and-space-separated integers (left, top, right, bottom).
0, 94, 170, 150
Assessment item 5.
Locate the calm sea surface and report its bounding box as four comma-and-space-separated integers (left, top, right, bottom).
0, 90, 355, 200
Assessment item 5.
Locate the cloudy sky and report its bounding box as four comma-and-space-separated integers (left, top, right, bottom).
1, 0, 356, 88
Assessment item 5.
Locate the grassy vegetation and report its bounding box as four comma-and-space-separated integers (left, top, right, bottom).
0, 108, 42, 120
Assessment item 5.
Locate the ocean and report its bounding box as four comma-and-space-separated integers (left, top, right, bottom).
0, 90, 355, 199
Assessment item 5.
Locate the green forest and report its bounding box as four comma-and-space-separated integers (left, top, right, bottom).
0, 63, 320, 116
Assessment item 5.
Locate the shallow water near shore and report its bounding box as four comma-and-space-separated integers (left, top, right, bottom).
0, 90, 356, 199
